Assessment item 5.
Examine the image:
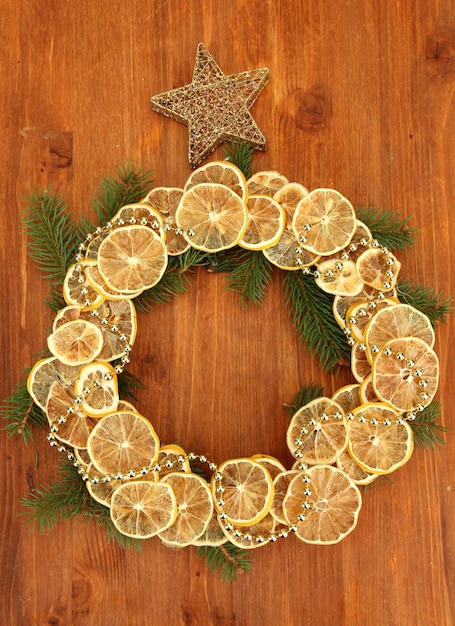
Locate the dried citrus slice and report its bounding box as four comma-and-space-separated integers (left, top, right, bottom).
250, 454, 286, 480
47, 319, 104, 366
192, 510, 228, 547
142, 187, 189, 255
85, 263, 144, 300
263, 228, 319, 270
273, 182, 309, 224
315, 259, 364, 296
112, 203, 164, 232
27, 356, 80, 411
110, 480, 177, 539
53, 299, 137, 362
86, 468, 130, 507
247, 170, 289, 196
212, 458, 274, 527
63, 261, 104, 309
372, 337, 439, 411
345, 297, 400, 343
332, 285, 398, 330
175, 183, 248, 252
97, 225, 167, 293
286, 397, 348, 464
153, 443, 191, 480
331, 383, 361, 415
87, 411, 160, 476
270, 469, 301, 525
74, 361, 119, 418
356, 248, 401, 290
220, 512, 276, 549
348, 403, 414, 474
359, 375, 380, 403
336, 449, 377, 485
364, 303, 435, 352
46, 381, 97, 449
292, 188, 356, 256
351, 345, 372, 382
239, 195, 286, 250
159, 472, 214, 547
282, 465, 362, 544
183, 161, 248, 200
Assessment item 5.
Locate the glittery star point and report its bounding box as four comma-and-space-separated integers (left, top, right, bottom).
150, 43, 269, 168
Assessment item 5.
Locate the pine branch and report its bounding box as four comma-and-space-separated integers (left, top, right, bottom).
284, 272, 350, 371
1, 374, 48, 443
397, 278, 453, 327
22, 189, 81, 283
226, 250, 274, 306
356, 207, 418, 251
117, 369, 147, 402
133, 263, 190, 312
92, 164, 154, 224
285, 384, 325, 417
196, 543, 252, 582
410, 401, 447, 449
20, 460, 142, 550
223, 141, 254, 180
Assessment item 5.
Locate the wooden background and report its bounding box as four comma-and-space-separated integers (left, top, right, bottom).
1, 1, 454, 624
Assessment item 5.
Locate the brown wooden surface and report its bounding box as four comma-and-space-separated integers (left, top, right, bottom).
1, 1, 454, 624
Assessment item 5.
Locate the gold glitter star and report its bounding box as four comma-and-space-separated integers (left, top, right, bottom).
150, 43, 269, 168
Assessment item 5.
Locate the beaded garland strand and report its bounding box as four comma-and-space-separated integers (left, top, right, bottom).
28, 164, 440, 548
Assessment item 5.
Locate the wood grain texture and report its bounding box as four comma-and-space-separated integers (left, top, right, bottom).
1, 1, 454, 624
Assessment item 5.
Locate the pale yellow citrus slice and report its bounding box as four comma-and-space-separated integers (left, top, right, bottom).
359, 374, 380, 403
364, 304, 435, 352
53, 299, 137, 362
175, 183, 248, 252
356, 248, 401, 290
239, 195, 286, 250
282, 465, 362, 544
292, 188, 357, 256
142, 187, 189, 255
97, 225, 168, 293
47, 319, 104, 366
86, 467, 132, 507
112, 203, 164, 233
74, 447, 91, 466
85, 263, 144, 300
372, 337, 439, 411
220, 512, 276, 549
345, 297, 400, 343
348, 403, 414, 474
183, 160, 248, 201
63, 260, 104, 309
74, 361, 119, 418
270, 470, 301, 525
153, 443, 191, 480
110, 480, 177, 539
212, 458, 274, 527
331, 384, 361, 415
159, 472, 214, 547
273, 182, 310, 227
351, 344, 372, 382
27, 356, 80, 411
335, 449, 377, 485
192, 509, 228, 547
332, 285, 398, 330
263, 228, 319, 270
87, 411, 160, 476
247, 170, 289, 197
315, 259, 364, 296
286, 397, 348, 464
46, 381, 97, 449
250, 454, 286, 480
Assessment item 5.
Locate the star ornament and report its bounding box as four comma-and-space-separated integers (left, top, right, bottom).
150, 42, 270, 168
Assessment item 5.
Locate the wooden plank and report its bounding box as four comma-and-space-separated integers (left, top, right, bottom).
1, 0, 454, 624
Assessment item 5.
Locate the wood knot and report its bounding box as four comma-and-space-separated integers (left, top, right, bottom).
426, 30, 455, 79
295, 85, 331, 133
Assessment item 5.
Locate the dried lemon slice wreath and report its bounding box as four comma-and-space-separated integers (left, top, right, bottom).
27, 161, 440, 548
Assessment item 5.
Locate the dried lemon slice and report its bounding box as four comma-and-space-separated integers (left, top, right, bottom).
74, 361, 119, 418
184, 160, 248, 201
47, 319, 104, 366
315, 259, 364, 296
247, 170, 289, 196
142, 187, 189, 256
239, 195, 286, 250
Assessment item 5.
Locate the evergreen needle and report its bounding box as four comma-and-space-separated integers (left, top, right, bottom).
223, 141, 254, 179
284, 272, 350, 371
286, 384, 325, 417
1, 374, 47, 443
397, 278, 453, 327
356, 207, 418, 251
410, 401, 447, 449
196, 543, 252, 582
226, 250, 273, 306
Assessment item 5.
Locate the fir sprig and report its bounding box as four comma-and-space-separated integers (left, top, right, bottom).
357, 207, 418, 251
91, 164, 154, 225
286, 384, 325, 417
397, 278, 453, 327
2, 374, 47, 443
284, 272, 350, 371
20, 460, 142, 551
226, 250, 274, 306
22, 189, 80, 284
410, 401, 447, 449
223, 141, 254, 179
196, 543, 253, 582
